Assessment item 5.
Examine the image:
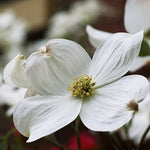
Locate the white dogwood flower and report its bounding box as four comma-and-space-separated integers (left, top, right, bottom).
87, 0, 150, 47
124, 0, 150, 34
4, 32, 149, 142
86, 0, 150, 72
128, 95, 150, 144
86, 25, 111, 48
121, 79, 150, 144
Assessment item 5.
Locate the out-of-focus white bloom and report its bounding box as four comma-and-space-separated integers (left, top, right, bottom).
87, 0, 150, 46
0, 85, 26, 116
0, 74, 26, 116
4, 32, 149, 142
86, 0, 150, 72
130, 56, 150, 72
124, 0, 150, 57
124, 0, 150, 34
127, 80, 150, 144
86, 25, 111, 48
0, 11, 27, 66
70, 0, 100, 23
0, 11, 26, 49
46, 0, 100, 38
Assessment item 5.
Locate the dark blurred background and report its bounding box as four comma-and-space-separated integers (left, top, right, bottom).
0, 0, 126, 40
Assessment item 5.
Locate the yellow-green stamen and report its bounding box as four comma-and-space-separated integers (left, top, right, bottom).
68, 74, 96, 98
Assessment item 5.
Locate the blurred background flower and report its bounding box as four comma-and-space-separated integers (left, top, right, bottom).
46, 0, 100, 39
0, 10, 27, 68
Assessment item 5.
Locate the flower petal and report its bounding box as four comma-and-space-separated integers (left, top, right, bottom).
128, 111, 150, 144
0, 85, 26, 106
124, 0, 150, 33
24, 86, 37, 98
6, 106, 16, 116
3, 54, 28, 88
13, 95, 82, 142
80, 75, 149, 131
26, 39, 91, 96
130, 56, 150, 72
86, 25, 112, 48
89, 31, 143, 87
128, 96, 150, 144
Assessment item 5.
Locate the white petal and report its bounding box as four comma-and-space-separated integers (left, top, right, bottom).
122, 90, 150, 143
124, 0, 150, 33
128, 112, 150, 144
141, 92, 150, 113
128, 95, 150, 144
80, 75, 149, 131
86, 25, 112, 48
0, 73, 3, 84
130, 56, 150, 72
26, 39, 91, 96
3, 54, 28, 88
13, 95, 82, 142
0, 84, 26, 108
89, 31, 143, 87
6, 106, 16, 116
24, 86, 37, 98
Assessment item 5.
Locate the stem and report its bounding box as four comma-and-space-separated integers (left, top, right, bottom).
137, 124, 150, 150
128, 112, 135, 127
75, 118, 81, 150
46, 134, 67, 150
112, 144, 121, 150
2, 128, 16, 150
109, 133, 125, 150
125, 112, 136, 140
71, 118, 81, 150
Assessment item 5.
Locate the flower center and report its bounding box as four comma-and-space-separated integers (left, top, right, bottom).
68, 74, 96, 98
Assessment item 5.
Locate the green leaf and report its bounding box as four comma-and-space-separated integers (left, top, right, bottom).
139, 39, 150, 57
